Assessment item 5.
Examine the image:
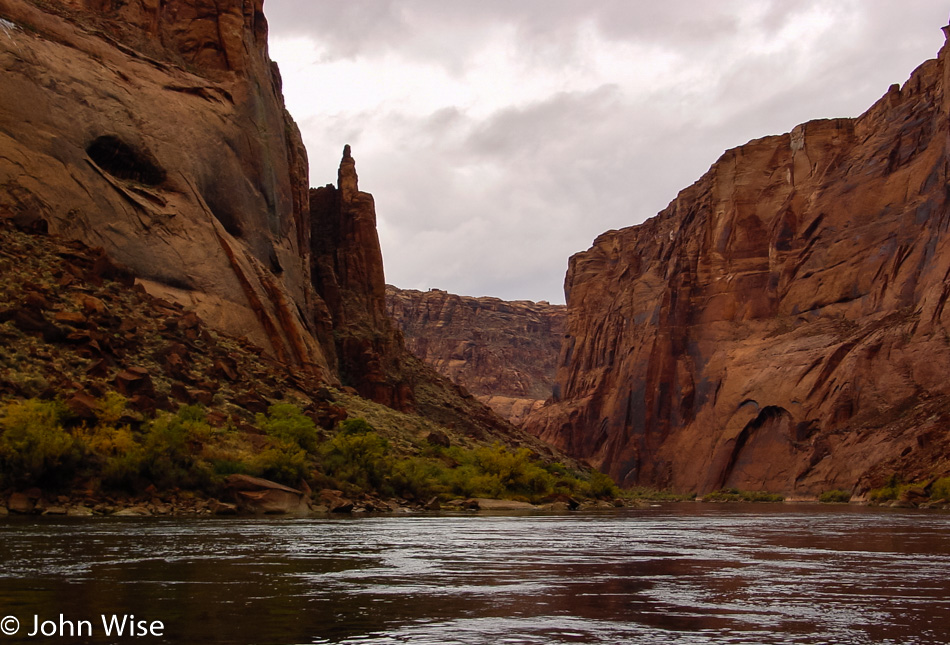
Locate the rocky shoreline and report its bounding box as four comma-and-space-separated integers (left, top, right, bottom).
4, 481, 946, 518
0, 474, 638, 518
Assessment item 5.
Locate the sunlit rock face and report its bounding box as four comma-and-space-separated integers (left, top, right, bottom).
386, 286, 566, 426
526, 34, 950, 497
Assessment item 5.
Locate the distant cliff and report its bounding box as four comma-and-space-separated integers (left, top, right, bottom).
526, 30, 950, 497
387, 286, 566, 425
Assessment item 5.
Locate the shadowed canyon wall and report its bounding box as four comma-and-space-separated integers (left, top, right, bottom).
526, 32, 950, 497
386, 286, 566, 425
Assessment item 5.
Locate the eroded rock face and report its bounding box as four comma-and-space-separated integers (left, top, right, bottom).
386, 286, 566, 426
310, 147, 415, 412
0, 0, 326, 375
526, 34, 950, 497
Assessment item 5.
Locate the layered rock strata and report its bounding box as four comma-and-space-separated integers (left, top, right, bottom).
387, 286, 566, 425
526, 32, 950, 497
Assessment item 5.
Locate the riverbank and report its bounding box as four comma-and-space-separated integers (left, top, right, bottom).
0, 473, 642, 518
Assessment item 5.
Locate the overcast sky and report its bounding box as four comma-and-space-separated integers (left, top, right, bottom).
266, 1, 948, 304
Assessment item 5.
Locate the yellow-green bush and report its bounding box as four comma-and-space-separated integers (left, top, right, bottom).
256, 404, 319, 453
585, 470, 621, 499
868, 474, 902, 503
252, 445, 309, 484
931, 477, 950, 501
338, 417, 375, 436
391, 457, 446, 500
702, 488, 784, 503
318, 422, 392, 492
137, 405, 214, 489
818, 489, 851, 504
0, 399, 77, 485
0, 398, 623, 503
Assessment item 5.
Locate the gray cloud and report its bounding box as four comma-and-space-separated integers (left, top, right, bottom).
267, 1, 949, 303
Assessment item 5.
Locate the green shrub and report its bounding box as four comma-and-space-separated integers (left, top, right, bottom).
470, 443, 553, 496
252, 445, 309, 484
97, 392, 129, 426
391, 457, 446, 500
319, 430, 392, 492
626, 487, 695, 502
586, 470, 620, 499
138, 406, 213, 489
338, 417, 375, 436
211, 459, 251, 477
930, 476, 950, 501
256, 404, 319, 453
702, 488, 784, 503
818, 489, 851, 504
0, 399, 78, 484
868, 482, 899, 503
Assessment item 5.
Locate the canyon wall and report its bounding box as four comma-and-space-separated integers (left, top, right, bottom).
0, 0, 325, 374
0, 0, 523, 443
386, 286, 566, 425
526, 32, 950, 497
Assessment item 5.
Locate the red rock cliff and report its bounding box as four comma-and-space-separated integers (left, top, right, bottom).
0, 0, 325, 374
526, 32, 950, 497
386, 286, 566, 426
310, 146, 414, 411
0, 0, 530, 444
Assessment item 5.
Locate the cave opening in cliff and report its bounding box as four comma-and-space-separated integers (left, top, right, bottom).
86, 135, 166, 186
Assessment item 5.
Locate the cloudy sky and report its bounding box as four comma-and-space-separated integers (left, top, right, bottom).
266, 1, 948, 304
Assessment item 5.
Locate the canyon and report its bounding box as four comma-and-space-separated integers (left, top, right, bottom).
3, 0, 950, 500
525, 30, 950, 497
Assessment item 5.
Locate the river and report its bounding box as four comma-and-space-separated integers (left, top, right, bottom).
0, 504, 947, 644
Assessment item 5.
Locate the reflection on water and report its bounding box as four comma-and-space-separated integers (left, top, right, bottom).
0, 504, 948, 644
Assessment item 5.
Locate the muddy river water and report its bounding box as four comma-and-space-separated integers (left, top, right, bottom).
0, 504, 948, 644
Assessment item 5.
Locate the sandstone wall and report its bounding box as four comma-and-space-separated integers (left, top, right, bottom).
387, 286, 566, 425
0, 0, 326, 374
526, 33, 950, 497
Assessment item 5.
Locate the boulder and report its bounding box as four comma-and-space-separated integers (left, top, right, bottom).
7, 492, 34, 514
317, 489, 355, 514
210, 500, 238, 516
65, 392, 100, 422
114, 367, 155, 397
113, 506, 152, 517
900, 486, 930, 505
425, 431, 451, 449
467, 498, 536, 511
227, 475, 309, 515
